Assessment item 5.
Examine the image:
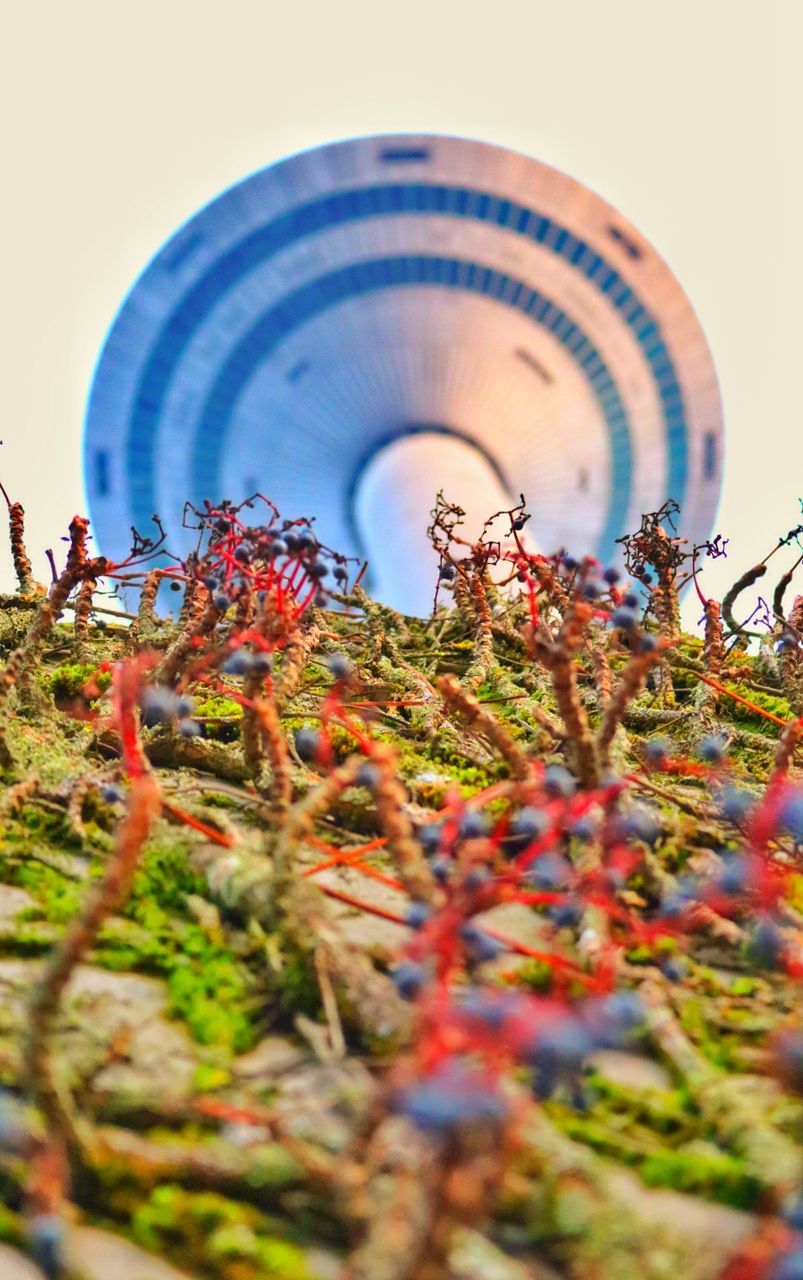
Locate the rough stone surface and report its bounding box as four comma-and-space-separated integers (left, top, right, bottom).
607, 1168, 756, 1276
0, 1242, 47, 1280
233, 1033, 308, 1081
0, 960, 198, 1101
66, 1227, 199, 1280
587, 1048, 673, 1092
0, 885, 35, 923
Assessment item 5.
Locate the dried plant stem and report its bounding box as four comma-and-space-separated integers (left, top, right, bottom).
532, 601, 599, 787
156, 582, 217, 684
275, 620, 321, 707
128, 568, 164, 649
722, 563, 768, 636
650, 579, 680, 645
597, 642, 666, 767
273, 755, 365, 889
779, 594, 803, 710
437, 673, 531, 782
463, 569, 494, 691
769, 713, 803, 785
0, 516, 104, 714
253, 691, 292, 811
24, 772, 162, 1158
5, 498, 43, 597
72, 577, 94, 660
702, 598, 725, 675
591, 642, 612, 708
368, 741, 436, 903
240, 666, 266, 782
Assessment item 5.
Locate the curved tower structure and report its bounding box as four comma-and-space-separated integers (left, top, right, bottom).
84, 133, 723, 614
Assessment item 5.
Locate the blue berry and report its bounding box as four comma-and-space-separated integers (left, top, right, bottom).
294, 727, 320, 763
636, 632, 658, 653
644, 738, 670, 765
504, 806, 550, 856
464, 865, 492, 891
524, 852, 571, 890
405, 903, 433, 930
28, 1213, 66, 1279
771, 1249, 803, 1280
268, 538, 288, 558
622, 807, 661, 846
660, 957, 687, 982
458, 811, 490, 841
430, 856, 452, 884
699, 734, 727, 764
780, 790, 803, 842
233, 545, 251, 563
544, 765, 576, 799
717, 785, 753, 824
715, 851, 754, 896
562, 555, 578, 572
582, 579, 601, 600
356, 762, 381, 789
179, 718, 201, 738
398, 1067, 507, 1134
101, 783, 123, 804
417, 824, 442, 855
460, 922, 504, 963
603, 567, 620, 584
611, 606, 638, 632
391, 961, 427, 1000
213, 591, 231, 612
526, 1017, 594, 1098
584, 992, 645, 1047
748, 916, 785, 969
549, 899, 583, 927
223, 650, 254, 676
327, 652, 352, 681
569, 814, 597, 842
459, 989, 515, 1029
439, 562, 456, 580
659, 875, 699, 919
622, 590, 640, 609
781, 1196, 803, 1231
307, 559, 329, 580
140, 687, 179, 726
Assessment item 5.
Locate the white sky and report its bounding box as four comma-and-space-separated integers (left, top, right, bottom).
1, 0, 801, 627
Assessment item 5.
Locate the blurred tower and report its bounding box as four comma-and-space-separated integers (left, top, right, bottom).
84, 134, 722, 614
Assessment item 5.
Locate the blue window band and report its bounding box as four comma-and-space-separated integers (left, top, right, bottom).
118, 181, 688, 547
189, 254, 632, 559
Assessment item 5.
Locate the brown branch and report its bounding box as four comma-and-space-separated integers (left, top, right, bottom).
24, 772, 162, 1159
437, 673, 531, 782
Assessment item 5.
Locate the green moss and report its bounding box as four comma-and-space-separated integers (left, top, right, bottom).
129, 1185, 314, 1279
10, 860, 84, 923
727, 684, 791, 726
639, 1147, 760, 1208
47, 662, 111, 699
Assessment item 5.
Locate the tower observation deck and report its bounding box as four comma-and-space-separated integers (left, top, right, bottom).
84, 134, 723, 615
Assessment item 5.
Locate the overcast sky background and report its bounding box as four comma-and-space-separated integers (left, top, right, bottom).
1, 0, 801, 627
